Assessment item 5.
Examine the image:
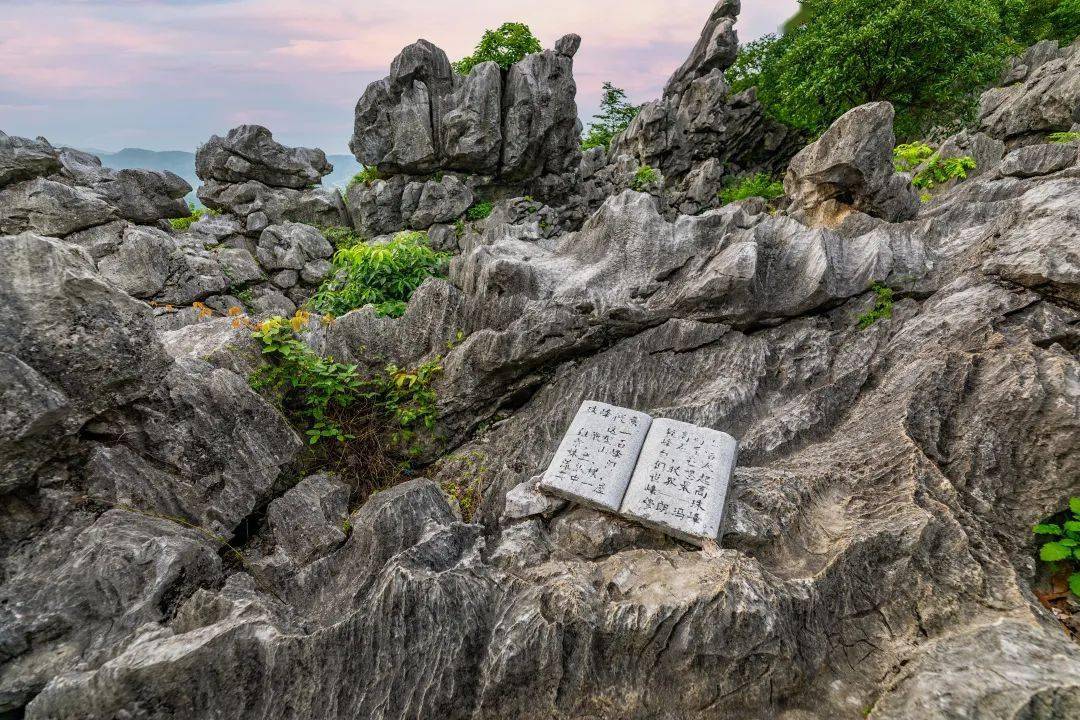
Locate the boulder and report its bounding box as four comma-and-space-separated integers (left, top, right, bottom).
196, 125, 332, 189
0, 177, 116, 236
255, 222, 333, 271
94, 223, 228, 303
0, 131, 60, 188
59, 147, 191, 222
198, 178, 348, 230
402, 175, 473, 229
980, 40, 1080, 145
999, 142, 1077, 177
266, 475, 349, 565
440, 61, 503, 171
784, 102, 919, 227
0, 232, 170, 490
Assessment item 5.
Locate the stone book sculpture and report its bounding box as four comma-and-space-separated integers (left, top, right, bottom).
538, 400, 738, 545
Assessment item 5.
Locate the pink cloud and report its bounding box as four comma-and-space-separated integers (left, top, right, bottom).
0, 0, 799, 151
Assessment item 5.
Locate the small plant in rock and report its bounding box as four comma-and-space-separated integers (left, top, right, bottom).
857, 282, 894, 329
453, 22, 541, 74
893, 142, 936, 173
465, 200, 493, 220
365, 357, 444, 455
311, 231, 450, 318
630, 165, 661, 192
1034, 498, 1080, 598
169, 203, 218, 231
440, 450, 488, 522
718, 173, 784, 205
250, 312, 365, 444
581, 81, 640, 151
1049, 131, 1080, 143
912, 155, 977, 191
348, 166, 381, 188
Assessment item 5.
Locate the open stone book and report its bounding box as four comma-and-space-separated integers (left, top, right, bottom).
538, 400, 739, 545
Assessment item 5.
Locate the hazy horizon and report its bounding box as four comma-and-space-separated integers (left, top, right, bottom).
1, 0, 798, 155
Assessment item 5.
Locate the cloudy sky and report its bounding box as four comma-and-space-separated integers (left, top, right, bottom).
0, 0, 799, 154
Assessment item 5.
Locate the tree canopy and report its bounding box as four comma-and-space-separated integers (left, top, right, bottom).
453, 22, 542, 74
580, 82, 640, 150
750, 0, 1017, 139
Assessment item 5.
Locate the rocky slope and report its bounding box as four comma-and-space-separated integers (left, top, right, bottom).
2, 2, 1079, 719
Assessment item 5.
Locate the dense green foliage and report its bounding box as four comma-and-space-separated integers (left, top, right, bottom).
1011, 0, 1080, 45
453, 22, 541, 74
367, 359, 444, 453
312, 231, 450, 318
724, 35, 780, 95
581, 82, 641, 150
857, 282, 895, 329
630, 165, 660, 191
251, 314, 364, 444
169, 203, 218, 231
718, 173, 785, 205
465, 201, 494, 220
744, 0, 1017, 139
893, 142, 977, 195
1034, 497, 1080, 598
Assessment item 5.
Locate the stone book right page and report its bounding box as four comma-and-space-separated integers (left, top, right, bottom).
618, 418, 738, 546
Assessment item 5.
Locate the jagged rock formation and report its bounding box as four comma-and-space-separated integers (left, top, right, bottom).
604, 0, 802, 217
2, 4, 1080, 719
197, 124, 349, 233
784, 102, 920, 227
345, 36, 582, 236
980, 38, 1080, 146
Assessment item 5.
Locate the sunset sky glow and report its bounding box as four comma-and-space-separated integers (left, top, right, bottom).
0, 0, 799, 153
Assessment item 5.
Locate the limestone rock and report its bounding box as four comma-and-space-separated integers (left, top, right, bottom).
0, 131, 61, 188
59, 147, 191, 222
0, 177, 116, 236
980, 40, 1080, 145
255, 222, 333, 272
784, 102, 919, 226
266, 475, 349, 565
196, 125, 332, 189
999, 141, 1077, 177
402, 174, 473, 229
441, 61, 503, 171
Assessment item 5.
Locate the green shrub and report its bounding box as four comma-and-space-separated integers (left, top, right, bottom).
169, 203, 218, 231
1049, 131, 1080, 143
321, 225, 366, 250
754, 0, 1017, 139
348, 166, 381, 188
366, 358, 444, 454
250, 313, 364, 444
630, 165, 661, 192
453, 22, 541, 74
311, 231, 450, 318
857, 282, 895, 329
1011, 0, 1080, 45
893, 141, 937, 172
718, 173, 784, 205
1034, 497, 1080, 598
581, 82, 641, 150
465, 201, 494, 220
912, 155, 977, 190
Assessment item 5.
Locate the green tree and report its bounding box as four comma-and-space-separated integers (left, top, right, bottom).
581, 82, 641, 150
724, 35, 781, 95
756, 0, 1017, 138
1048, 0, 1080, 43
453, 22, 542, 74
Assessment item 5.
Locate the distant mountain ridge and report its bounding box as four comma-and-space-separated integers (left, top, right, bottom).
88, 148, 362, 207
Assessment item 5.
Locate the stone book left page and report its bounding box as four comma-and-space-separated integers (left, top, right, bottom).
538, 400, 653, 512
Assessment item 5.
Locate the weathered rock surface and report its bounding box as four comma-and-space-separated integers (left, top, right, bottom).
196, 124, 332, 189
0, 132, 61, 188
0, 177, 116, 236
980, 38, 1080, 145
785, 102, 920, 227
59, 147, 191, 223
2, 10, 1080, 720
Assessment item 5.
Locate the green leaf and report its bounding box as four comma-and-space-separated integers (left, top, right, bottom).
1034, 523, 1063, 535
1070, 573, 1080, 599
1060, 538, 1079, 548
1040, 542, 1073, 562
1071, 497, 1080, 516
1065, 520, 1080, 533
